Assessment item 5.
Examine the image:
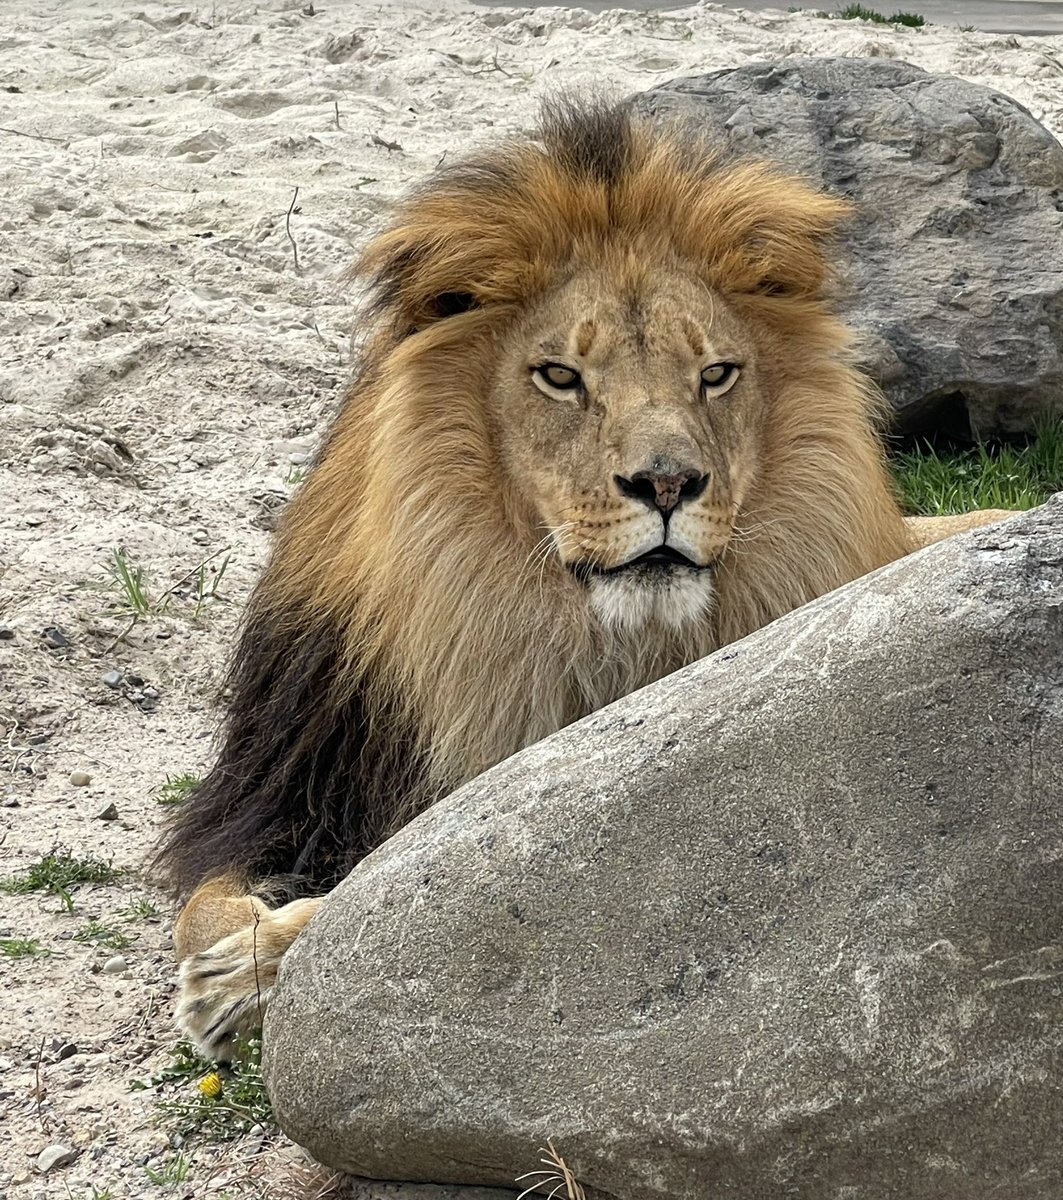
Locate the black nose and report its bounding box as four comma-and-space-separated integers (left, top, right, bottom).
615, 465, 708, 515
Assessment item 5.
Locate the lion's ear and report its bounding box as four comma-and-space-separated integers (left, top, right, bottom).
356, 223, 490, 332
431, 291, 478, 319
753, 188, 852, 302
684, 163, 852, 302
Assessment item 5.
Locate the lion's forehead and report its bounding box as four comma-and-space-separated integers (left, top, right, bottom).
531, 279, 749, 370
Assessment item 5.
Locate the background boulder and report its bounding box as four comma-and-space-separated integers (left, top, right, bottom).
635, 58, 1063, 441
264, 498, 1063, 1200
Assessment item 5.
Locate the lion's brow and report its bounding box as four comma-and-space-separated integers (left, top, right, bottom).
575, 319, 597, 357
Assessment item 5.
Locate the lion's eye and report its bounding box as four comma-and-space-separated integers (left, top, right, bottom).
536, 363, 581, 391
701, 362, 739, 392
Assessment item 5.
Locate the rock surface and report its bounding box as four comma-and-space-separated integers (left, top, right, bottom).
635, 58, 1063, 440
336, 1184, 518, 1200
264, 498, 1063, 1200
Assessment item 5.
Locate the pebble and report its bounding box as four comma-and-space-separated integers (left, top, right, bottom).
0, 623, 14, 639
101, 955, 128, 976
37, 1145, 77, 1173
69, 770, 91, 787
41, 626, 71, 649
192, 529, 209, 543
101, 670, 123, 688
95, 803, 119, 821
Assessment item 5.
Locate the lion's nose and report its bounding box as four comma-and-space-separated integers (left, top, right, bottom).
615, 462, 708, 515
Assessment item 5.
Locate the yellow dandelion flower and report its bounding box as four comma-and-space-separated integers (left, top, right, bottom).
199, 1071, 223, 1099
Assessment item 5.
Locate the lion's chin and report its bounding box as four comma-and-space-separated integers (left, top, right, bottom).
588, 568, 715, 636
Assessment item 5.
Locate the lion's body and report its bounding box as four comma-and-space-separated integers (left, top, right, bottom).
159, 100, 1011, 1058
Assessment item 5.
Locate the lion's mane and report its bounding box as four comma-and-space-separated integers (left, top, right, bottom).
157, 100, 908, 898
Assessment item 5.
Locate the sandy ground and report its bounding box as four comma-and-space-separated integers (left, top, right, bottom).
0, 1, 1060, 1196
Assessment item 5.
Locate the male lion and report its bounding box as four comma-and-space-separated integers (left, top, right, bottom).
158, 99, 1007, 1059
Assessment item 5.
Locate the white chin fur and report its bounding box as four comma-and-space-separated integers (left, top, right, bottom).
589, 571, 715, 636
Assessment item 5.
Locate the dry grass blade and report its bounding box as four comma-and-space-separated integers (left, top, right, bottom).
516, 1140, 586, 1200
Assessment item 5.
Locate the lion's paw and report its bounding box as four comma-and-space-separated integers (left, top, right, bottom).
176, 928, 277, 1062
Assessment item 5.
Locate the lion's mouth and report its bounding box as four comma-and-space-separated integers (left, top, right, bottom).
571, 545, 712, 580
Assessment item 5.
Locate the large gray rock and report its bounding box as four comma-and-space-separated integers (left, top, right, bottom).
264, 498, 1063, 1200
335, 1184, 517, 1200
634, 58, 1063, 440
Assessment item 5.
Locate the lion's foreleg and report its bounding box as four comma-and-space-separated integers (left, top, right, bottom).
174, 880, 322, 1061
904, 508, 1013, 550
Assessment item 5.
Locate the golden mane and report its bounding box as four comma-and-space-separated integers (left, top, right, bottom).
156, 99, 909, 898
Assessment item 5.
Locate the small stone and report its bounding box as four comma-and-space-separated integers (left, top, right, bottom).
24, 513, 44, 527
192, 529, 209, 543
0, 623, 14, 640
101, 955, 127, 976
57, 1042, 78, 1061
37, 1145, 77, 1173
95, 803, 119, 821
41, 626, 71, 649
101, 670, 123, 689
69, 770, 91, 787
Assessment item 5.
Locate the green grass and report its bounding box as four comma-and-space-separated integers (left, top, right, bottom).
0, 936, 51, 959
132, 1038, 274, 1143
98, 546, 232, 623
892, 422, 1063, 516
120, 897, 162, 921
0, 850, 125, 911
153, 773, 202, 807
106, 547, 163, 616
191, 552, 231, 617
144, 1152, 193, 1186
74, 919, 136, 951
822, 5, 926, 23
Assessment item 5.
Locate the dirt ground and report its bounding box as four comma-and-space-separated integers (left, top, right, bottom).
1, 1, 1060, 1197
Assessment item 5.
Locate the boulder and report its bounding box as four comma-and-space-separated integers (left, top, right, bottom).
336, 1184, 518, 1200
634, 58, 1063, 441
264, 497, 1063, 1200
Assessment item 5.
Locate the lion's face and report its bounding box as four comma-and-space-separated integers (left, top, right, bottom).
493, 268, 762, 635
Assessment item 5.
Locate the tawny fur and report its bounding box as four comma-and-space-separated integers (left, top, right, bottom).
158, 100, 1011, 1058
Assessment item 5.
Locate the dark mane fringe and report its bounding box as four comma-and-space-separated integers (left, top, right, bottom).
538, 94, 637, 185
153, 598, 426, 899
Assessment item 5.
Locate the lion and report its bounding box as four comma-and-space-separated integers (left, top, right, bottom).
157, 98, 1009, 1060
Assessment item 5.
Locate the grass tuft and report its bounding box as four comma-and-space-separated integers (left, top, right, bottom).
0, 849, 125, 911
74, 919, 136, 951
153, 773, 202, 807
144, 1152, 193, 1186
892, 421, 1063, 516
106, 547, 163, 616
827, 4, 925, 22
0, 936, 52, 959
120, 896, 162, 921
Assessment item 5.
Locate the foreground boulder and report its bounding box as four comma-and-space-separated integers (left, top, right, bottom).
635, 59, 1063, 440
265, 498, 1063, 1200
337, 1185, 518, 1200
